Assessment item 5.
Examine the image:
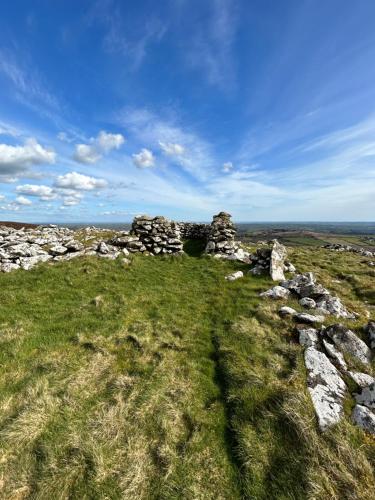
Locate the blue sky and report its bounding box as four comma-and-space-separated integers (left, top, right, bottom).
0, 0, 374, 222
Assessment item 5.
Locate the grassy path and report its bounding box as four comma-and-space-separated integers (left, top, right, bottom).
0, 249, 374, 499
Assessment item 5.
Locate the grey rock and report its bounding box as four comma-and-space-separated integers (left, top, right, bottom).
304, 347, 347, 431
364, 321, 375, 349
49, 245, 68, 256
352, 405, 375, 434
225, 271, 244, 282
298, 328, 319, 347
279, 306, 297, 317
347, 372, 375, 388
299, 297, 316, 309
294, 313, 325, 324
355, 382, 375, 409
270, 240, 287, 281
325, 324, 371, 365
323, 339, 348, 371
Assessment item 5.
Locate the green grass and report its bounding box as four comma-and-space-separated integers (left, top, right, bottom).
0, 246, 374, 499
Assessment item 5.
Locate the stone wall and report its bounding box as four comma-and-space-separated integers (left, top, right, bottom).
130, 215, 183, 254
205, 212, 239, 255
178, 222, 210, 240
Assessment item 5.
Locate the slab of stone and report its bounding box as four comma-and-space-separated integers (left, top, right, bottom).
294, 313, 325, 324
260, 286, 290, 300
355, 382, 375, 409
352, 405, 375, 434
325, 324, 371, 365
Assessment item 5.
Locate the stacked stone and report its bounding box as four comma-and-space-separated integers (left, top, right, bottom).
205, 212, 239, 255
131, 215, 183, 254
178, 222, 210, 240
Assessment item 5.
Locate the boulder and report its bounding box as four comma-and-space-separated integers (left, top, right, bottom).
347, 372, 375, 388
323, 339, 347, 371
325, 324, 371, 365
299, 297, 316, 309
304, 347, 347, 431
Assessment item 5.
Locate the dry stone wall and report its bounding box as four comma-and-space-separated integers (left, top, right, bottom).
205, 212, 239, 255
130, 215, 183, 254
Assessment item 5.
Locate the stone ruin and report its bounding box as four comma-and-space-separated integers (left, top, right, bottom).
249, 240, 293, 281
131, 215, 184, 254
205, 211, 239, 256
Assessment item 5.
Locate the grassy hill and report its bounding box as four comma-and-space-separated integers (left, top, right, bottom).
0, 244, 374, 499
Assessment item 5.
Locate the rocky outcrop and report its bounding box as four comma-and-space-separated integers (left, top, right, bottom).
323, 243, 374, 258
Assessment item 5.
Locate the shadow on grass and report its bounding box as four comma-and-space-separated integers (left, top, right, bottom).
183, 239, 206, 257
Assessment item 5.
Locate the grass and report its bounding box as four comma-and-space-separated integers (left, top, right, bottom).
0, 245, 374, 499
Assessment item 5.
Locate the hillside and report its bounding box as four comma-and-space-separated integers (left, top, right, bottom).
0, 231, 374, 498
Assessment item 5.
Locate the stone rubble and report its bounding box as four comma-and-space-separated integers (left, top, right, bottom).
323, 243, 375, 258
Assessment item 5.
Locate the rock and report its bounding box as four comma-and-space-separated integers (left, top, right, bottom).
49, 245, 68, 256
279, 306, 297, 317
347, 372, 375, 388
323, 339, 348, 371
225, 271, 243, 282
280, 272, 316, 293
122, 258, 131, 265
205, 212, 238, 255
260, 286, 290, 300
1, 262, 20, 272
97, 242, 110, 254
352, 405, 375, 434
298, 283, 330, 299
304, 347, 347, 431
294, 313, 325, 324
299, 297, 316, 309
298, 327, 319, 347
270, 240, 287, 281
355, 382, 375, 409
364, 321, 375, 349
66, 240, 84, 252
325, 324, 371, 365
316, 296, 355, 319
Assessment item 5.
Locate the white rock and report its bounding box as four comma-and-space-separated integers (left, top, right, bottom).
279, 306, 297, 317
304, 347, 347, 431
260, 286, 290, 300
1, 262, 20, 273
352, 405, 375, 434
295, 313, 325, 324
355, 382, 375, 409
49, 245, 68, 256
225, 271, 244, 282
348, 372, 375, 388
270, 240, 287, 281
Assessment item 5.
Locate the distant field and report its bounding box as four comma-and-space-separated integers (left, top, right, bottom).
0, 244, 374, 498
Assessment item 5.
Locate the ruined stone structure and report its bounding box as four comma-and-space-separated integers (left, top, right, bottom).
131, 215, 184, 254
205, 211, 239, 255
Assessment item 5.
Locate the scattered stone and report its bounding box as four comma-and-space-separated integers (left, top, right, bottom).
325, 324, 371, 365
304, 347, 347, 431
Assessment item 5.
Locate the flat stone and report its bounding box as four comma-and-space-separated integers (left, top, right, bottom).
225, 271, 244, 282
355, 382, 375, 409
323, 339, 347, 371
260, 286, 290, 300
299, 297, 316, 309
298, 328, 319, 347
347, 372, 375, 388
279, 306, 297, 317
294, 313, 325, 324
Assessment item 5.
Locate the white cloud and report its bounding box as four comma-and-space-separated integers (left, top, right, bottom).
0, 194, 5, 200
57, 131, 74, 143
74, 130, 125, 164
74, 144, 102, 164
97, 130, 125, 152
16, 184, 56, 200
15, 195, 32, 205
132, 148, 155, 168
0, 138, 56, 174
159, 141, 185, 156
222, 161, 233, 173
0, 203, 19, 212
54, 172, 108, 190
63, 196, 80, 206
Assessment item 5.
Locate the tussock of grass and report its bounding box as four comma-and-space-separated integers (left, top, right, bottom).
0, 247, 374, 498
